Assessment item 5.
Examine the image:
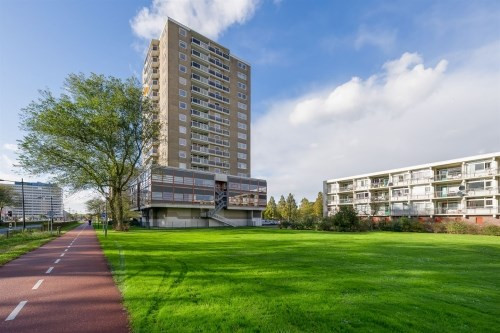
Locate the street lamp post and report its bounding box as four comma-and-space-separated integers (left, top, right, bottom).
0, 178, 27, 231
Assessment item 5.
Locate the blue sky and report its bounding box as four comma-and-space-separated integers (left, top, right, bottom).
1, 0, 499, 212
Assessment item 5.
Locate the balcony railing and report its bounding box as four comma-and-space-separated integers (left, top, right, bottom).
435, 190, 461, 198
466, 188, 498, 196
191, 121, 229, 136
372, 196, 389, 202
191, 157, 229, 169
355, 198, 370, 204
191, 109, 229, 125
338, 185, 353, 192
370, 182, 389, 188
391, 195, 409, 201
339, 198, 353, 204
464, 168, 498, 178
435, 207, 464, 214
411, 177, 432, 184
191, 133, 229, 147
410, 194, 433, 200
191, 97, 230, 114
434, 172, 462, 181
465, 207, 497, 214
191, 145, 230, 158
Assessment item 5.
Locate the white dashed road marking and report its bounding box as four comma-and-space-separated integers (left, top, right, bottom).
32, 279, 44, 290
55, 259, 61, 264
60, 253, 65, 257
46, 267, 54, 274
5, 301, 28, 321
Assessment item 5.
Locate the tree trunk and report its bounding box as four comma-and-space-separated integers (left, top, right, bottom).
115, 189, 124, 231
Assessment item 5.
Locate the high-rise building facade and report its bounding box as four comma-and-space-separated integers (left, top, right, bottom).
132, 18, 266, 228
3, 182, 63, 220
142, 18, 251, 177
323, 153, 500, 222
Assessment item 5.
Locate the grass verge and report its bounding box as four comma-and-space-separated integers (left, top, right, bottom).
97, 228, 500, 333
0, 221, 81, 266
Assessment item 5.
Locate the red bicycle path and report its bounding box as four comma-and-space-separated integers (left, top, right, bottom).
0, 224, 129, 333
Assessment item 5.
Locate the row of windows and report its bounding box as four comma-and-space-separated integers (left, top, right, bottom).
237, 72, 247, 80
238, 82, 247, 90
238, 162, 247, 170
237, 62, 247, 70
238, 102, 247, 110
238, 132, 247, 140
152, 173, 214, 187
238, 112, 247, 120
238, 122, 247, 130
238, 142, 247, 149
152, 192, 214, 204
237, 92, 247, 100
238, 152, 247, 160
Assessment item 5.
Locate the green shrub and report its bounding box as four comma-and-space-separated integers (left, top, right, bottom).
332, 206, 360, 231
318, 216, 334, 231
481, 224, 500, 236
445, 221, 473, 234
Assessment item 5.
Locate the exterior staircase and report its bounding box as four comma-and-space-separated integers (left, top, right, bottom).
201, 189, 236, 227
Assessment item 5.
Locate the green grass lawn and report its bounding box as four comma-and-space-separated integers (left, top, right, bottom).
96, 228, 500, 333
0, 221, 81, 266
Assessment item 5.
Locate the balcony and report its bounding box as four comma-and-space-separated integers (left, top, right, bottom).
466, 188, 498, 196
410, 194, 433, 200
354, 185, 369, 191
338, 185, 353, 192
391, 195, 409, 201
411, 177, 432, 185
465, 207, 498, 215
191, 121, 229, 136
435, 190, 461, 198
191, 97, 230, 115
191, 145, 230, 158
191, 133, 229, 147
339, 198, 353, 204
370, 182, 389, 189
435, 207, 464, 215
434, 172, 462, 181
465, 168, 498, 179
355, 198, 370, 204
372, 196, 389, 202
191, 157, 229, 169
410, 208, 434, 215
191, 109, 229, 125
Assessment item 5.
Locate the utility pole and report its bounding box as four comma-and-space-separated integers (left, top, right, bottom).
21, 178, 26, 231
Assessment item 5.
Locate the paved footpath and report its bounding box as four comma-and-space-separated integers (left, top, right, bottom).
0, 224, 129, 333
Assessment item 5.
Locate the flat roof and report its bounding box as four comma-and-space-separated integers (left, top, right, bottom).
325, 152, 500, 183
158, 17, 250, 66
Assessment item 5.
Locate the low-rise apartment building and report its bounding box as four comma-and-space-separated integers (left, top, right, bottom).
323, 153, 500, 222
130, 166, 266, 227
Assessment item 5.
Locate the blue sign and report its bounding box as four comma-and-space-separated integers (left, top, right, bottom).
101, 213, 107, 219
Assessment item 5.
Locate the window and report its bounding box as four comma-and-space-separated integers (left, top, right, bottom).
237, 72, 247, 80
179, 64, 187, 73
179, 77, 187, 85
179, 89, 187, 97
152, 45, 158, 51
179, 101, 187, 109
179, 126, 186, 134
179, 114, 187, 122
238, 162, 247, 170
237, 62, 247, 70
179, 27, 187, 37
179, 40, 187, 49
179, 138, 187, 146
152, 79, 158, 85
238, 92, 247, 100
238, 132, 247, 140
179, 52, 187, 61
152, 56, 158, 62
179, 151, 187, 158
179, 162, 187, 169
238, 82, 247, 90
238, 102, 247, 110
238, 142, 247, 149
238, 173, 247, 177
238, 122, 247, 130
238, 152, 247, 160
237, 112, 247, 120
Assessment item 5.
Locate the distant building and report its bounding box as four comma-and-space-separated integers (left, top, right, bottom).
5, 182, 63, 220
323, 153, 500, 223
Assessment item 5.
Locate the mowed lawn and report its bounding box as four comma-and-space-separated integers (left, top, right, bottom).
96, 228, 500, 333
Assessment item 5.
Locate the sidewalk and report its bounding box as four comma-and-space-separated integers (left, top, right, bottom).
0, 224, 129, 333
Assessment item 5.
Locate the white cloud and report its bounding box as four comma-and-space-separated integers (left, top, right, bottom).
131, 0, 260, 40
252, 43, 500, 201
289, 52, 448, 125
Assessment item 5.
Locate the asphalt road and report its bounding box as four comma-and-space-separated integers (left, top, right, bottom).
0, 224, 129, 333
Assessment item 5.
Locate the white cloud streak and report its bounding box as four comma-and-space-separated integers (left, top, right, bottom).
252, 44, 500, 201
131, 0, 260, 40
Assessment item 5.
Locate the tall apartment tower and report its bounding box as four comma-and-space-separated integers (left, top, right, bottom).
133, 18, 266, 228
142, 18, 251, 178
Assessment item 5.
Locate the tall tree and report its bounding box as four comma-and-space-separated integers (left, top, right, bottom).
263, 196, 279, 220
18, 73, 159, 230
85, 197, 106, 220
0, 185, 19, 221
277, 195, 287, 221
284, 193, 298, 222
298, 198, 314, 219
312, 192, 324, 218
